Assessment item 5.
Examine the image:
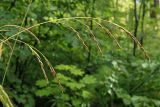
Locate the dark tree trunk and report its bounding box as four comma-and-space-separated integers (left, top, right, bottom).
150, 0, 159, 18
140, 0, 146, 45
86, 0, 95, 63
133, 0, 139, 56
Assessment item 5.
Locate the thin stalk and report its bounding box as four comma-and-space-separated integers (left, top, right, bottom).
133, 0, 139, 56
1, 1, 32, 85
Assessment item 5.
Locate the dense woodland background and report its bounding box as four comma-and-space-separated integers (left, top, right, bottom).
0, 0, 160, 107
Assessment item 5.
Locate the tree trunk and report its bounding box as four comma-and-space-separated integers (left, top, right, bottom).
140, 0, 146, 45
150, 0, 159, 18
133, 0, 139, 56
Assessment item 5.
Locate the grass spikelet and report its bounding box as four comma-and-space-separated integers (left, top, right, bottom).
28, 46, 49, 83
0, 85, 13, 107
94, 21, 122, 48
0, 35, 13, 50
106, 21, 150, 60
9, 38, 65, 92
1, 25, 40, 43
61, 23, 89, 51
44, 58, 56, 77
72, 19, 103, 55
0, 30, 9, 32
9, 38, 57, 81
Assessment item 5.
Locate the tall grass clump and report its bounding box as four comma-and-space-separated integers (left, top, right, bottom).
0, 17, 150, 85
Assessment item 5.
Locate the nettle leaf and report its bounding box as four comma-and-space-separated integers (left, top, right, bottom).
35, 87, 53, 97
115, 88, 131, 105
71, 98, 81, 107
55, 64, 84, 76
80, 75, 97, 84
66, 82, 85, 90
56, 73, 85, 90
56, 73, 72, 81
36, 80, 48, 88
131, 96, 160, 107
82, 90, 92, 99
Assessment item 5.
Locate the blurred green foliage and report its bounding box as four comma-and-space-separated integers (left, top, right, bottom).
0, 0, 160, 107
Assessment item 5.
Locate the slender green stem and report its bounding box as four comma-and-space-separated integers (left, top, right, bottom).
1, 1, 32, 85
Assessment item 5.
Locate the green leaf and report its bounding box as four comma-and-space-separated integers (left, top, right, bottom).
115, 88, 131, 105
71, 98, 81, 106
55, 64, 84, 76
80, 75, 97, 84
66, 82, 85, 90
35, 87, 53, 97
36, 80, 48, 88
82, 90, 92, 99
62, 94, 70, 101
56, 73, 72, 81
131, 96, 160, 107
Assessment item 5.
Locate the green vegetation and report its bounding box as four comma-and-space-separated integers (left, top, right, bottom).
0, 0, 160, 107
0, 85, 13, 107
